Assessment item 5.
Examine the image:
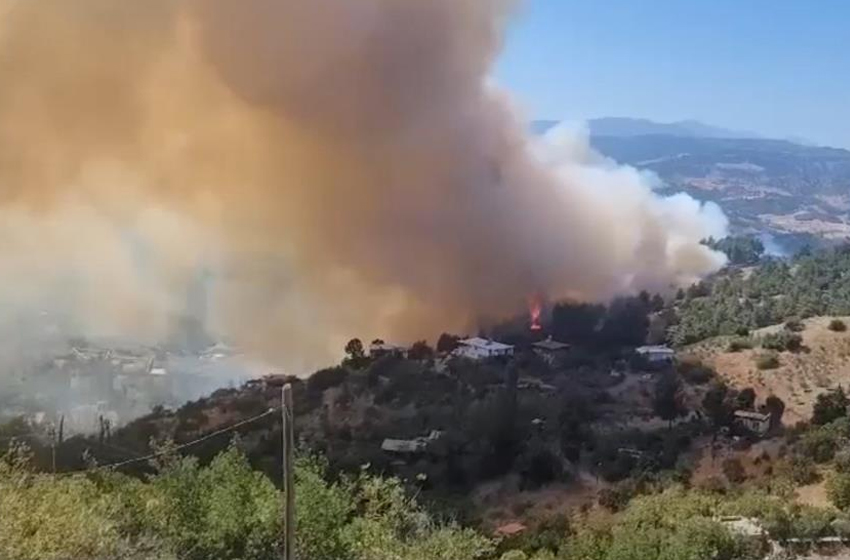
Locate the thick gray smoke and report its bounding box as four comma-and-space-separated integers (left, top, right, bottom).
0, 0, 727, 374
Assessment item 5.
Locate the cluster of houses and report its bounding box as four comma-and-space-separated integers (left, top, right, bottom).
369, 335, 573, 364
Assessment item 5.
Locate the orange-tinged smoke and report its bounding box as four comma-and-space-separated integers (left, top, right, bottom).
0, 0, 727, 373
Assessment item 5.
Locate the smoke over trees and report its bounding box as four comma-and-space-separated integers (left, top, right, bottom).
0, 0, 727, 371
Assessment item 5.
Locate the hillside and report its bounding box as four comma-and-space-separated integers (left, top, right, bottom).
533, 118, 850, 248
686, 316, 850, 424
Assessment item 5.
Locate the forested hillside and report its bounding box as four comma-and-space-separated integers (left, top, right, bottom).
671, 244, 850, 345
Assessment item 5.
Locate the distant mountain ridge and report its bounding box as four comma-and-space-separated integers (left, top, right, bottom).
531, 117, 850, 248
531, 117, 760, 140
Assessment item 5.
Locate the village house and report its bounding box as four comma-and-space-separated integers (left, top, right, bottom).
734, 410, 772, 436
453, 337, 514, 360
369, 341, 408, 359
531, 336, 570, 365
381, 430, 443, 456
635, 345, 676, 363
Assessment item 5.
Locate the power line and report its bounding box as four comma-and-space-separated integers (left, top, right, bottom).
59, 407, 279, 475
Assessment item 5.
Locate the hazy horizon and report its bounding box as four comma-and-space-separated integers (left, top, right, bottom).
497, 0, 850, 149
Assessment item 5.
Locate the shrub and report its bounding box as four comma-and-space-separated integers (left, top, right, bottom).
812, 387, 849, 426
828, 472, 850, 511
517, 443, 564, 489
779, 455, 819, 485
797, 428, 838, 463
677, 357, 716, 385
0, 443, 496, 560
722, 458, 746, 484
307, 367, 349, 394
830, 319, 848, 332
726, 337, 753, 352
598, 481, 638, 512
761, 331, 802, 352
755, 352, 780, 370
835, 449, 850, 473
784, 317, 805, 332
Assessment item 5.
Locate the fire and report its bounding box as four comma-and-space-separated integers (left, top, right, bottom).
528, 293, 543, 331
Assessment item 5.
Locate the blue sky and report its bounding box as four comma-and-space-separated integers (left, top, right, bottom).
495, 0, 849, 148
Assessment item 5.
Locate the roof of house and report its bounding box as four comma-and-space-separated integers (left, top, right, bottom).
636, 345, 675, 355
369, 343, 407, 353
532, 337, 570, 351
734, 410, 771, 422
381, 438, 426, 454
494, 522, 527, 537
459, 337, 514, 351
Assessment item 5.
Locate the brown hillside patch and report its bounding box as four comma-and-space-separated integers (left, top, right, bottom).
689, 317, 850, 424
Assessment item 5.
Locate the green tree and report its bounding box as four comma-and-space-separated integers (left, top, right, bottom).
702, 383, 732, 429
812, 387, 849, 425
408, 340, 434, 360
734, 388, 756, 411
828, 472, 850, 511
653, 373, 685, 428
763, 395, 785, 428
436, 333, 460, 353
344, 338, 367, 368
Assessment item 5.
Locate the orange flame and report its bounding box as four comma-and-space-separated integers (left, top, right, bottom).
528, 293, 543, 331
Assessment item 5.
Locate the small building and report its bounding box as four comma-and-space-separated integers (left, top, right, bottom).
381, 430, 442, 456
635, 345, 675, 363
517, 377, 557, 393
531, 336, 571, 365
453, 337, 514, 360
381, 438, 427, 454
369, 342, 407, 359
734, 410, 772, 436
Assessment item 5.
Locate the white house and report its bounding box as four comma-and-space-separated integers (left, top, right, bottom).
453, 337, 514, 360
734, 410, 772, 436
635, 345, 675, 363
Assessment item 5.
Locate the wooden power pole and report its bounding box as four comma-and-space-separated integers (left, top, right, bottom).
282, 383, 295, 560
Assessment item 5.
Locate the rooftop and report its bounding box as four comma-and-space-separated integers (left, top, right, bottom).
532, 337, 570, 351
381, 438, 426, 454
459, 337, 514, 351
734, 410, 771, 422
636, 345, 675, 354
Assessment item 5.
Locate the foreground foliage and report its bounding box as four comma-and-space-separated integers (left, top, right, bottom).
0, 443, 491, 560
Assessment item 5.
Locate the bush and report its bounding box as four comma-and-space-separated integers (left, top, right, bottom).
755, 352, 780, 370
796, 428, 838, 463
779, 455, 819, 485
722, 458, 746, 484
517, 443, 564, 489
784, 317, 805, 332
812, 387, 849, 425
830, 319, 848, 332
0, 444, 496, 560
761, 331, 802, 352
828, 472, 850, 511
598, 481, 638, 512
726, 337, 753, 352
677, 357, 716, 385
835, 450, 850, 473
307, 367, 349, 394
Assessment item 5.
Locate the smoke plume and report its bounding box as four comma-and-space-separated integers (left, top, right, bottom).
0, 0, 727, 372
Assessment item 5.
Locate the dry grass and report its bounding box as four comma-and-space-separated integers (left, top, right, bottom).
689, 317, 850, 424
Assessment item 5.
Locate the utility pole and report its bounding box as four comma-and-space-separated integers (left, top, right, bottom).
282, 383, 295, 560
